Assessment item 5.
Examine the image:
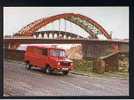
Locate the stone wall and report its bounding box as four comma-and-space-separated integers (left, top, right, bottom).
93, 52, 129, 73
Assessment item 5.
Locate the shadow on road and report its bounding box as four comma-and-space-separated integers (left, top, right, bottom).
26, 67, 68, 76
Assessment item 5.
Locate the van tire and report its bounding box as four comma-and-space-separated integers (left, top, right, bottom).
25, 61, 32, 70
45, 66, 51, 74
27, 64, 32, 70
62, 71, 69, 75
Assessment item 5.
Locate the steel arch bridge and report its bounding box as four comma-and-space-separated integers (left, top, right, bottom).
14, 13, 111, 39
5, 13, 127, 58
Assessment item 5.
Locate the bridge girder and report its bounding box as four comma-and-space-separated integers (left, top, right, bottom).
33, 31, 84, 39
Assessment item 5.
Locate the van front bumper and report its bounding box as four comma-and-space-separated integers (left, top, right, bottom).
54, 66, 72, 71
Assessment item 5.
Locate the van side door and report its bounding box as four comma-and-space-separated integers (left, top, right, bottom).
31, 47, 43, 67
40, 48, 48, 67
36, 48, 48, 67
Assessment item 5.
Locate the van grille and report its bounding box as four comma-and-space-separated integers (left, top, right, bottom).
60, 62, 70, 66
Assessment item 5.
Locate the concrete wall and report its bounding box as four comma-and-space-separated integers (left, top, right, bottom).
82, 42, 113, 58
82, 42, 129, 58
119, 43, 129, 52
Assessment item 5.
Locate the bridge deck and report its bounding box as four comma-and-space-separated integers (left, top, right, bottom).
4, 38, 128, 44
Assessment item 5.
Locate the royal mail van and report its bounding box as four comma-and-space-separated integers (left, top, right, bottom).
24, 46, 74, 75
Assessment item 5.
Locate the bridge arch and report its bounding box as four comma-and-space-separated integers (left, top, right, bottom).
15, 13, 111, 39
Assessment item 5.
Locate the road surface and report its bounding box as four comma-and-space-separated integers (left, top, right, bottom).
4, 60, 129, 96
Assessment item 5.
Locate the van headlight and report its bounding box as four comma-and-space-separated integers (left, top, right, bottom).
70, 62, 73, 66
57, 62, 60, 65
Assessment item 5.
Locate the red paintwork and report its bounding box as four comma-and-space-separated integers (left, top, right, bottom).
24, 46, 74, 72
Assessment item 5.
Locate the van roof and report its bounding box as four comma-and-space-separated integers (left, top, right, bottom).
27, 45, 65, 50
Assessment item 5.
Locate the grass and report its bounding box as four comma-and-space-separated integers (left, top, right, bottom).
73, 59, 93, 73
72, 59, 129, 79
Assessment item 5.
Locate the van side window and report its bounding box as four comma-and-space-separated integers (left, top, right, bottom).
42, 48, 48, 56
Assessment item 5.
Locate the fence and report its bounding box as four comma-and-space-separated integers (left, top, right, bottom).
4, 49, 25, 61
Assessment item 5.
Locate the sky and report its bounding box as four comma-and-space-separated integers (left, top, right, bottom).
4, 7, 129, 39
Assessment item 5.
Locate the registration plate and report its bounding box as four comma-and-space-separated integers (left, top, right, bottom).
62, 68, 69, 70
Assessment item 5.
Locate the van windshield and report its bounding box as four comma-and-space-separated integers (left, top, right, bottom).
50, 49, 66, 57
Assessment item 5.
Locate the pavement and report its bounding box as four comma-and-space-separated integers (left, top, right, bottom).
4, 60, 129, 96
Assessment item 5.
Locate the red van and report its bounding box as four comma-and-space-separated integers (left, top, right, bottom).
24, 46, 74, 75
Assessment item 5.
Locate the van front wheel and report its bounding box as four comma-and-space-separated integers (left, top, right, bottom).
45, 67, 51, 74
62, 71, 69, 75
25, 62, 32, 70
27, 64, 32, 70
